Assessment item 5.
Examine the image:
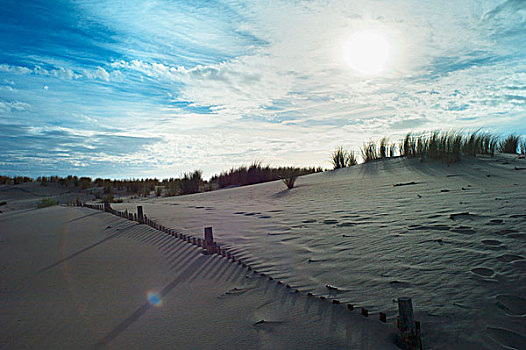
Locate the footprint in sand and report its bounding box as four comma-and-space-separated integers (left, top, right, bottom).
430, 224, 451, 231
496, 295, 526, 316
471, 267, 494, 277
482, 239, 502, 246
487, 327, 526, 350
482, 240, 506, 250
485, 219, 504, 225
497, 254, 525, 263
427, 214, 442, 219
302, 219, 317, 224
509, 233, 526, 240
450, 226, 476, 234
450, 212, 474, 220
337, 222, 356, 227
323, 219, 339, 225
495, 229, 518, 235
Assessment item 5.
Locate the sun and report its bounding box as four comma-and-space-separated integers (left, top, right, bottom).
343, 30, 391, 76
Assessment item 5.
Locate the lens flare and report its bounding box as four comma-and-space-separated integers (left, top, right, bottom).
147, 291, 162, 307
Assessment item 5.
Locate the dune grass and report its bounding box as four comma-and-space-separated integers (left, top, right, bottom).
37, 198, 58, 208
499, 135, 521, 154
361, 141, 379, 163
331, 147, 358, 168
209, 162, 321, 189
331, 147, 347, 169
334, 130, 522, 166
279, 167, 299, 189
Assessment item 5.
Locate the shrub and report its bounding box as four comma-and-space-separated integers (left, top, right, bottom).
179, 170, 202, 195
279, 168, 299, 189
37, 198, 58, 208
499, 135, 521, 154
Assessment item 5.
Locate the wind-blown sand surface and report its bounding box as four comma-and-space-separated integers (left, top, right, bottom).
114, 155, 526, 350
0, 206, 396, 349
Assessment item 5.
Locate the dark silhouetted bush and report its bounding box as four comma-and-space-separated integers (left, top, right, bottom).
179, 170, 202, 195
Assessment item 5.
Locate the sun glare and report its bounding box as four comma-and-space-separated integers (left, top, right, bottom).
343, 30, 391, 75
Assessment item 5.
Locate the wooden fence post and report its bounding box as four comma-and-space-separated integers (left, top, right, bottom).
137, 206, 144, 224
397, 297, 423, 350
204, 227, 214, 254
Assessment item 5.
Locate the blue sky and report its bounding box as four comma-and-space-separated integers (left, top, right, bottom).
1, 0, 525, 179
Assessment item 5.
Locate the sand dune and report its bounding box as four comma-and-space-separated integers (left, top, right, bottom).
111, 154, 526, 349
0, 182, 89, 212
0, 206, 396, 349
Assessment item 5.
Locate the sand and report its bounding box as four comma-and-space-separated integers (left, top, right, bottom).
0, 205, 396, 349
0, 182, 90, 213
110, 154, 526, 350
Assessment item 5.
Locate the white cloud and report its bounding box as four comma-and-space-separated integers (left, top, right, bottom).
0, 63, 114, 82
82, 67, 111, 82
0, 101, 31, 113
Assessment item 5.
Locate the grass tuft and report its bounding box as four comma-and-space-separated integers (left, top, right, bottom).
331, 147, 358, 169
361, 141, 379, 163
332, 147, 347, 169
37, 198, 58, 208
279, 167, 299, 189
499, 135, 521, 154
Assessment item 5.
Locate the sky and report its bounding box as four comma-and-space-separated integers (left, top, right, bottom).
1, 0, 525, 179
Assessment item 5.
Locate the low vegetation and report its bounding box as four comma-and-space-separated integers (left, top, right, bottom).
209, 162, 321, 189
499, 135, 521, 154
331, 147, 357, 169
333, 130, 522, 166
37, 198, 58, 208
1, 162, 321, 200
0, 176, 32, 185
179, 170, 203, 195
279, 167, 300, 189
